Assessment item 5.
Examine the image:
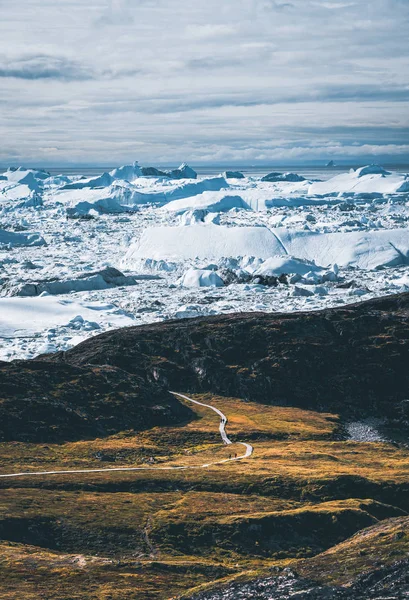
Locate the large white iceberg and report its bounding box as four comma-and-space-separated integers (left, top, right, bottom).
0, 168, 45, 204
164, 177, 229, 202
124, 224, 285, 263
3, 168, 49, 184
61, 172, 114, 190
276, 228, 409, 270
124, 223, 409, 271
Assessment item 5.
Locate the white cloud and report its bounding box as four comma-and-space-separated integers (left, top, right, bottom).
185, 24, 237, 39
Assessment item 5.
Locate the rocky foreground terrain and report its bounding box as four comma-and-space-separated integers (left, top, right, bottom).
1, 293, 409, 599
190, 561, 409, 600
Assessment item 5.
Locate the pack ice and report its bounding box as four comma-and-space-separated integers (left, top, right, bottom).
1, 161, 409, 360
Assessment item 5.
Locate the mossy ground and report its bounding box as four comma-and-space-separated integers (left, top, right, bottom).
1, 394, 408, 599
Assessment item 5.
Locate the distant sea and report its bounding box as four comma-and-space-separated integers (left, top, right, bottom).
3, 164, 409, 182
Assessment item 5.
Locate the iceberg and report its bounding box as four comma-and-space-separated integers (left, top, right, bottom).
253, 256, 325, 277
164, 177, 229, 202
261, 172, 306, 183
124, 222, 409, 272
163, 192, 249, 214
179, 268, 224, 287
110, 161, 142, 181
61, 172, 113, 190
0, 229, 46, 248
308, 165, 408, 196
224, 171, 245, 179
355, 164, 391, 177
141, 166, 168, 177
123, 223, 285, 263
276, 228, 409, 270
166, 163, 197, 179
3, 168, 49, 184
5, 268, 138, 297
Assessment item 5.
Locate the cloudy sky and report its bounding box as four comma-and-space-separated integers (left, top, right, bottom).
1, 0, 408, 166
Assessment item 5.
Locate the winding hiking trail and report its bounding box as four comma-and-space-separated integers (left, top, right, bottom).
0, 392, 253, 479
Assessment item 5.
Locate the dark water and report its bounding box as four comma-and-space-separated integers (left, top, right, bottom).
5, 163, 409, 182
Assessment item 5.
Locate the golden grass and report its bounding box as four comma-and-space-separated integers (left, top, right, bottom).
0, 393, 340, 473
182, 393, 339, 440
0, 393, 408, 599
297, 515, 409, 585
0, 541, 231, 600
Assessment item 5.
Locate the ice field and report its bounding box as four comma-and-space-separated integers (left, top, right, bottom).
1, 162, 409, 360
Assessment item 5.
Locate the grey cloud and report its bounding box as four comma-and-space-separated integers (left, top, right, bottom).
185, 57, 244, 70
0, 55, 94, 81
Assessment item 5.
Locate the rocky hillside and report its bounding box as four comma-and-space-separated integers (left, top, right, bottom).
0, 361, 192, 442
3, 292, 409, 442
48, 292, 409, 421
189, 515, 409, 600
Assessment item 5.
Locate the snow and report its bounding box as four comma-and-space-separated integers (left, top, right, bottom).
0, 296, 135, 359
1, 161, 409, 361
179, 268, 224, 287
346, 419, 386, 442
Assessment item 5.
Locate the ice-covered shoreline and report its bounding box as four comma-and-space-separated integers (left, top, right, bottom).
1, 162, 409, 361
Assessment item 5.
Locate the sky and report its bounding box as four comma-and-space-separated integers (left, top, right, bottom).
0, 0, 408, 166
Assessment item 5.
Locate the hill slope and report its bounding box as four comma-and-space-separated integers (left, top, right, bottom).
48, 292, 409, 421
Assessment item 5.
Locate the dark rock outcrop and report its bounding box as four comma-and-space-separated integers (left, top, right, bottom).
189, 560, 409, 600
48, 293, 409, 421
0, 361, 192, 442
